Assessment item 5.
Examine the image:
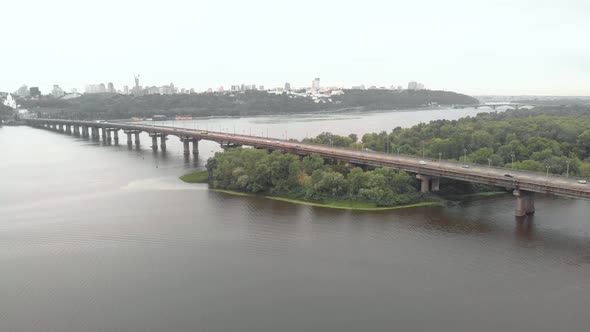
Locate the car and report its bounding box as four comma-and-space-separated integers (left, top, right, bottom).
295, 144, 301, 148
419, 160, 427, 165
504, 174, 514, 178
462, 164, 470, 168
578, 180, 587, 184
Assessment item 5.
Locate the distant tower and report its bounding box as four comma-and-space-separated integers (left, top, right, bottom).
312, 78, 320, 91
132, 74, 142, 96
284, 82, 291, 91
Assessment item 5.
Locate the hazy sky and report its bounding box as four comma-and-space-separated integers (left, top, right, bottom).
2, 0, 589, 96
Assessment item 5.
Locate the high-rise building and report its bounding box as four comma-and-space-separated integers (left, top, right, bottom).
123, 85, 129, 94
407, 81, 418, 90
284, 82, 291, 91
417, 83, 425, 90
107, 82, 115, 93
259, 85, 264, 91
98, 83, 106, 93
312, 78, 320, 90
16, 85, 29, 97
51, 85, 65, 98
29, 87, 41, 97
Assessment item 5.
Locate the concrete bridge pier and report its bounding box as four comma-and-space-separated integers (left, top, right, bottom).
91, 127, 99, 140
160, 135, 167, 150
126, 132, 133, 145
74, 126, 80, 136
192, 138, 199, 155
431, 177, 440, 191
112, 129, 119, 144
134, 132, 140, 146
416, 174, 430, 193
180, 137, 191, 155
514, 189, 535, 217
65, 125, 72, 134
82, 126, 89, 138
149, 133, 158, 150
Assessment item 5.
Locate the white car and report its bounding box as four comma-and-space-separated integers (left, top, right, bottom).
419, 160, 427, 165
462, 164, 470, 168
578, 179, 587, 184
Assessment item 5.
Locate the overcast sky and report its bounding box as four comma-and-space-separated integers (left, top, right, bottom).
2, 0, 589, 96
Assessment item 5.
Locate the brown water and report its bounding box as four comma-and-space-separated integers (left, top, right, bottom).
2, 109, 590, 331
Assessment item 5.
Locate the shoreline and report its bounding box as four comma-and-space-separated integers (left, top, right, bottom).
209, 187, 443, 211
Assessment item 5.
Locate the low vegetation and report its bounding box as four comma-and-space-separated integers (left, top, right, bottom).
179, 170, 209, 183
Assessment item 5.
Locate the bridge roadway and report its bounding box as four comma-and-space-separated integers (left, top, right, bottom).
27, 118, 590, 216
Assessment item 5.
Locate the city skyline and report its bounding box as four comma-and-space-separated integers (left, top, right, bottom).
1, 0, 589, 96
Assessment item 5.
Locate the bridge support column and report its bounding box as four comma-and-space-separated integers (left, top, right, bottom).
416, 174, 431, 193
82, 126, 89, 138
514, 189, 535, 217
150, 134, 158, 150
126, 132, 132, 145
192, 138, 199, 155
65, 125, 72, 134
160, 135, 167, 150
134, 132, 140, 145
431, 177, 440, 192
113, 129, 119, 144
180, 137, 191, 155
91, 127, 99, 139
104, 128, 112, 142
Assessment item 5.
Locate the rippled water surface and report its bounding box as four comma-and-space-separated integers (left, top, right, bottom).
2, 109, 590, 331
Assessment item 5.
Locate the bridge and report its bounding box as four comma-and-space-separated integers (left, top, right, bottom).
26, 118, 590, 217
453, 103, 530, 110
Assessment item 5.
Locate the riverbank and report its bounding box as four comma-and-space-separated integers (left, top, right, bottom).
196, 185, 443, 211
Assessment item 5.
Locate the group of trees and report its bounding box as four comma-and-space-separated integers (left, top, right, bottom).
307, 106, 590, 178
20, 89, 477, 120
206, 148, 422, 207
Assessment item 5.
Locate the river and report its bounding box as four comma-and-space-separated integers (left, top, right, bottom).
1, 108, 590, 331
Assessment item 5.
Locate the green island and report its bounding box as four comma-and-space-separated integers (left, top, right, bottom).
180, 148, 442, 211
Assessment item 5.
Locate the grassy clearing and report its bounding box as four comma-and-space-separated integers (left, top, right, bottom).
179, 170, 209, 184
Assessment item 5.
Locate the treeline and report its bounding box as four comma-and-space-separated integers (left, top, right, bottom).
305, 106, 590, 177
206, 148, 422, 207
20, 89, 477, 120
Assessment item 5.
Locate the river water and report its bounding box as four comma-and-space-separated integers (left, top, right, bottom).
1, 108, 590, 331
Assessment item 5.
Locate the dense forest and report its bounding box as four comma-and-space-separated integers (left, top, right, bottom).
206, 148, 423, 207
20, 89, 477, 120
304, 106, 590, 177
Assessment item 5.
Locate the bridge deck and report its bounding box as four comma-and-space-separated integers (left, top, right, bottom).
27, 118, 590, 200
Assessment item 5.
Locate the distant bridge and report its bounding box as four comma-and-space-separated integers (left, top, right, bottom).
453, 103, 532, 110
26, 118, 590, 217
